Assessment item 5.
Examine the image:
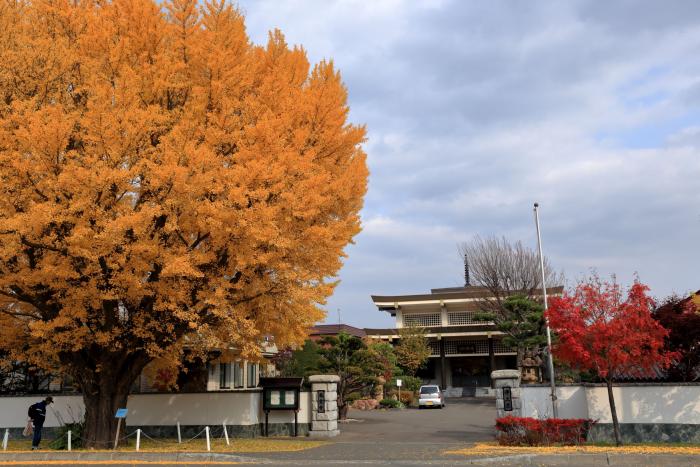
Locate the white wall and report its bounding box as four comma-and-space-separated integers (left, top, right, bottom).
128, 392, 263, 426
0, 395, 84, 428
585, 386, 700, 424
0, 391, 312, 429
521, 386, 588, 419
521, 385, 700, 424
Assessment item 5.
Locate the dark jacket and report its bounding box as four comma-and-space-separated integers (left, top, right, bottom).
28, 401, 48, 425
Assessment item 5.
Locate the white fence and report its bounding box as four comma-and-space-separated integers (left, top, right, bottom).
522, 384, 700, 423
0, 391, 311, 429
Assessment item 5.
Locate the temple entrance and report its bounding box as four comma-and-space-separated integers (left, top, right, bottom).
450, 356, 490, 391
415, 350, 517, 392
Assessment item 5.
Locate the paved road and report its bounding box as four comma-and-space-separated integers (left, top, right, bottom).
341, 397, 496, 443
0, 398, 498, 465
261, 397, 497, 463
3, 455, 699, 466
4, 399, 700, 465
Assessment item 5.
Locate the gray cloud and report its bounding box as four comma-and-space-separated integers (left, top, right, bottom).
239, 0, 700, 327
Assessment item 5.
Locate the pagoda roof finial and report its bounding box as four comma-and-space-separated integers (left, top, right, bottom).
464, 254, 470, 287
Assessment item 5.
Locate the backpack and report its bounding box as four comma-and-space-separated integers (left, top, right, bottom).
27, 403, 38, 419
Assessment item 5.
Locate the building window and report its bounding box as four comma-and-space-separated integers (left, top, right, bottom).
403, 313, 440, 327
493, 340, 517, 354
247, 363, 258, 388
219, 363, 230, 389
444, 339, 489, 355
448, 311, 491, 326
234, 362, 244, 388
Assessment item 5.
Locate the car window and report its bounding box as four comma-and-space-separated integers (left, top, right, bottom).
420, 386, 439, 394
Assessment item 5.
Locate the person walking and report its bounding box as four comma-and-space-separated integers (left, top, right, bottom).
28, 396, 53, 450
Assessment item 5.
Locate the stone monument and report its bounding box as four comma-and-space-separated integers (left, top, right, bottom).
308, 374, 340, 437
491, 369, 522, 418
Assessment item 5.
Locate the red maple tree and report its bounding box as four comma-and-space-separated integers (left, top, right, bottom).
546, 277, 677, 446
654, 293, 700, 382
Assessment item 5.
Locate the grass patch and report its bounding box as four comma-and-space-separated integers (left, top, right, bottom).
445, 442, 700, 456
4, 437, 327, 453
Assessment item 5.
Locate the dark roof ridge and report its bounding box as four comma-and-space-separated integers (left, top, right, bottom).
372, 285, 565, 303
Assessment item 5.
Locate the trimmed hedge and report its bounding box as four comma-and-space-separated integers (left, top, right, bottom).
495, 416, 596, 446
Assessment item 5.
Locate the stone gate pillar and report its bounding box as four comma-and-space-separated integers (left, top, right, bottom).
308, 374, 340, 437
491, 369, 521, 418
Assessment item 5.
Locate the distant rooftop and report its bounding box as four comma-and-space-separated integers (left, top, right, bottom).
371, 285, 565, 309
430, 286, 491, 294
309, 324, 367, 338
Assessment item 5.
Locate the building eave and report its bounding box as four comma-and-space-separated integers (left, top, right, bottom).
371, 286, 564, 311
364, 324, 505, 340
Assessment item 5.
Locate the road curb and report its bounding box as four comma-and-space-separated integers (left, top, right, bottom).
0, 451, 255, 463
464, 453, 700, 466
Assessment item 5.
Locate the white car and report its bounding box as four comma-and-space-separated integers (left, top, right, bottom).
418, 385, 445, 409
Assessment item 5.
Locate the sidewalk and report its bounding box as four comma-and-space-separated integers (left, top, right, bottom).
0, 451, 253, 464
2, 449, 700, 466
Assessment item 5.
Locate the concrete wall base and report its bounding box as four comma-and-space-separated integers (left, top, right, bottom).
475, 387, 496, 398
589, 423, 700, 444
308, 429, 339, 438
442, 387, 464, 398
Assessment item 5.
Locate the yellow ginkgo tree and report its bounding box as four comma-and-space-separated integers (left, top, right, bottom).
0, 0, 367, 447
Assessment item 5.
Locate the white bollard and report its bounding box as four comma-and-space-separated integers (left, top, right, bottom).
177, 422, 181, 444
2, 429, 9, 451
205, 426, 210, 452
67, 430, 72, 452
136, 429, 141, 452
222, 423, 229, 446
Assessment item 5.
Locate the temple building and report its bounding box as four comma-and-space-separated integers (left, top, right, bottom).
365, 283, 563, 396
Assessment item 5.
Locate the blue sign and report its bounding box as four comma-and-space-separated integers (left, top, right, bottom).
115, 408, 128, 418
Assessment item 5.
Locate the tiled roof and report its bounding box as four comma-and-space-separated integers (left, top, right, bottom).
309, 324, 367, 338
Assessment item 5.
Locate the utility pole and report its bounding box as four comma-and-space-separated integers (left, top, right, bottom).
534, 202, 558, 418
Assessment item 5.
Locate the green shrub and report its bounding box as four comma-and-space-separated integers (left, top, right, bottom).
49, 420, 84, 450
379, 398, 403, 409
401, 376, 422, 393
345, 392, 362, 403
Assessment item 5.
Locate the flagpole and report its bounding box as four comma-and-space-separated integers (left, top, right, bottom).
534, 202, 558, 418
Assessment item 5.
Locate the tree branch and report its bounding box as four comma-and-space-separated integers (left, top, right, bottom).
175, 230, 188, 248
189, 232, 210, 251
20, 236, 68, 256
0, 288, 49, 317
0, 306, 42, 320
26, 173, 49, 201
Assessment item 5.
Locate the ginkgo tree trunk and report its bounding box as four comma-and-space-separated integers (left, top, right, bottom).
0, 0, 367, 448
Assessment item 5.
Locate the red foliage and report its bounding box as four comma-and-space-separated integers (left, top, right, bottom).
546, 278, 677, 381
495, 416, 595, 445
654, 293, 700, 381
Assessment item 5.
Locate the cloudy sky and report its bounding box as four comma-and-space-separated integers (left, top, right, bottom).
239, 0, 700, 328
